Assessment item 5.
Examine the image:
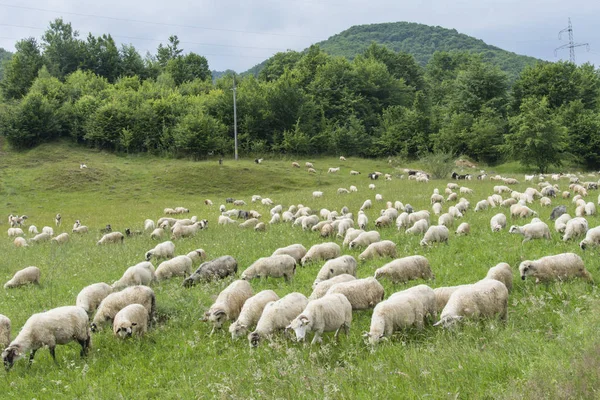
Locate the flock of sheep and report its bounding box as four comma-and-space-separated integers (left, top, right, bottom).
1, 162, 599, 371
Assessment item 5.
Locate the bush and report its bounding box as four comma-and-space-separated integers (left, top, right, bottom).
420, 151, 454, 179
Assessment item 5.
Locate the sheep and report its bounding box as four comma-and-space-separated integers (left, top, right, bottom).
576, 204, 586, 217
455, 222, 470, 235
28, 225, 38, 234
585, 202, 597, 216
549, 205, 567, 220
490, 213, 507, 232
268, 213, 281, 225
287, 293, 352, 344
420, 225, 450, 246
374, 255, 433, 284
112, 303, 149, 339
301, 215, 320, 231
91, 286, 155, 332
71, 225, 89, 235
155, 255, 193, 281
509, 222, 551, 243
174, 206, 190, 214
233, 200, 247, 206
0, 314, 10, 348
432, 203, 443, 216
4, 266, 40, 289
581, 226, 600, 249
14, 236, 28, 247
539, 197, 552, 207
248, 292, 308, 347
185, 249, 207, 265
474, 200, 489, 212
554, 213, 571, 233
434, 279, 508, 328
305, 162, 314, 168
350, 170, 360, 175
563, 217, 588, 241
171, 221, 205, 239
438, 213, 454, 228
261, 198, 274, 206
292, 162, 300, 168
319, 223, 333, 237
2, 306, 90, 370
389, 284, 437, 322
271, 244, 307, 265
360, 199, 372, 211
309, 274, 356, 300
51, 232, 69, 245
254, 222, 266, 232
406, 219, 429, 235
312, 191, 323, 198
350, 185, 358, 192
76, 283, 113, 315
203, 280, 253, 334
42, 226, 54, 235
218, 215, 237, 225
510, 204, 538, 219
447, 193, 458, 202
29, 232, 52, 244
239, 218, 260, 229
359, 240, 397, 261
366, 293, 425, 345
229, 290, 280, 340
430, 194, 444, 204
241, 255, 296, 281
301, 242, 341, 266
563, 191, 571, 199
145, 241, 175, 261
312, 255, 357, 288
112, 262, 156, 289
97, 232, 124, 245
408, 210, 430, 226
143, 219, 155, 232
368, 184, 376, 190
328, 167, 340, 173
282, 211, 295, 223
326, 277, 384, 310
519, 253, 592, 283
433, 285, 469, 313
396, 212, 409, 230
308, 168, 317, 174
357, 211, 368, 230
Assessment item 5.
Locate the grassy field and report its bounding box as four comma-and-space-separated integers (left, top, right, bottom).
1, 142, 600, 399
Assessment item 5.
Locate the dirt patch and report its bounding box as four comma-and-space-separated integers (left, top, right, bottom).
455, 159, 477, 168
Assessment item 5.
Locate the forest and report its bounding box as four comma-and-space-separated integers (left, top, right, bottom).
0, 18, 599, 172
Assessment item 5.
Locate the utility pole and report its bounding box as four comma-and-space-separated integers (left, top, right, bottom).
555, 17, 589, 63
232, 74, 238, 161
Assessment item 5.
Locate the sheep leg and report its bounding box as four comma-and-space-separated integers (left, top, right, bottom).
311, 332, 323, 345
79, 336, 91, 357
49, 347, 57, 364
28, 349, 37, 366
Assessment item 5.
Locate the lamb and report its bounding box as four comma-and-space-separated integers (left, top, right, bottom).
460, 187, 474, 195
509, 222, 551, 243
305, 162, 314, 168
112, 261, 156, 289
301, 242, 341, 266
359, 240, 397, 260
434, 279, 508, 328
554, 213, 572, 233
248, 292, 308, 347
562, 217, 588, 241
2, 306, 90, 370
282, 211, 295, 222
91, 285, 155, 332
519, 253, 592, 283
155, 255, 193, 281
455, 222, 470, 235
254, 222, 266, 232
326, 277, 385, 310
0, 314, 10, 348
145, 241, 175, 261
335, 218, 354, 237
287, 293, 352, 344
374, 255, 433, 283
4, 266, 40, 289
549, 205, 567, 220
29, 232, 51, 244
51, 232, 69, 245
309, 274, 356, 300
76, 282, 113, 314
366, 293, 425, 345
368, 184, 375, 190
312, 255, 357, 288
308, 168, 317, 174
113, 304, 149, 338
420, 225, 450, 246
341, 228, 363, 248
485, 263, 513, 292
229, 290, 280, 339
580, 226, 600, 250
174, 206, 190, 214
447, 193, 458, 202
438, 213, 454, 228
406, 219, 429, 235
349, 230, 380, 249
271, 244, 307, 265
474, 200, 489, 212
97, 231, 124, 245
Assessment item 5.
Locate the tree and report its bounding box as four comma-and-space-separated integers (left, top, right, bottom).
451, 58, 508, 116
81, 33, 121, 82
362, 43, 424, 90
166, 52, 211, 85
119, 44, 146, 78
505, 97, 567, 172
42, 18, 84, 79
0, 38, 44, 99
560, 100, 600, 169
258, 51, 302, 82
156, 35, 183, 68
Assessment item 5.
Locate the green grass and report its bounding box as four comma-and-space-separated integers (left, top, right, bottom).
1, 142, 600, 399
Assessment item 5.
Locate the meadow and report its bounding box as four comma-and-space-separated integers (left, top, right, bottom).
1, 142, 600, 399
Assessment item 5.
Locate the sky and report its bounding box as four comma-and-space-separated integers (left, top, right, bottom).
1, 0, 599, 72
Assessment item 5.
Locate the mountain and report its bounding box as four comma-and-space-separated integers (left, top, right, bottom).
245, 21, 541, 81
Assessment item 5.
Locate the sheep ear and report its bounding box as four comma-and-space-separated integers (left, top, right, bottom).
131, 322, 137, 326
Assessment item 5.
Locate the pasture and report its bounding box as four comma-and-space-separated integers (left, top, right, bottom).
1, 143, 600, 399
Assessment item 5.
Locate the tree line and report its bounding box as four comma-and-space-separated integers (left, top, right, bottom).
0, 18, 599, 171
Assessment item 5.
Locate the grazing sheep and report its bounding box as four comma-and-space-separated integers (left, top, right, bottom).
585, 202, 597, 216
432, 203, 443, 216
509, 222, 551, 243
292, 162, 300, 168
4, 266, 40, 289
76, 283, 113, 314
42, 226, 54, 235
29, 232, 52, 244
254, 222, 266, 232
28, 225, 38, 234
554, 213, 572, 233
359, 240, 397, 261
113, 304, 149, 338
0, 314, 10, 348
287, 293, 352, 344
320, 223, 334, 237
350, 185, 358, 192
271, 244, 307, 265
455, 222, 470, 235
229, 290, 280, 340
204, 280, 253, 334
489, 213, 507, 232
155, 255, 193, 281
91, 286, 155, 332
308, 168, 317, 174
239, 218, 260, 229
540, 197, 552, 207
433, 285, 469, 313
369, 184, 376, 190
519, 253, 592, 283
183, 256, 238, 287
71, 225, 89, 235
562, 217, 588, 241
366, 293, 425, 345
172, 221, 205, 240
357, 211, 368, 230
51, 232, 69, 245
97, 232, 124, 245
301, 242, 341, 266
549, 205, 567, 220
13, 237, 27, 247
268, 213, 281, 225
349, 230, 380, 249
248, 292, 308, 347
312, 255, 357, 288
144, 219, 155, 231
447, 193, 458, 202
374, 255, 433, 283
434, 279, 508, 328
335, 218, 354, 237
580, 226, 600, 250
389, 284, 437, 322
431, 194, 444, 204
186, 249, 208, 264
420, 225, 450, 246
241, 255, 296, 281
360, 199, 372, 211
510, 204, 538, 219
301, 215, 320, 231
2, 306, 90, 370
438, 213, 454, 228
112, 262, 156, 289
309, 274, 357, 300
312, 191, 323, 198
326, 277, 384, 310
218, 215, 237, 225
406, 219, 429, 235
474, 200, 489, 212
145, 241, 175, 261
485, 263, 513, 292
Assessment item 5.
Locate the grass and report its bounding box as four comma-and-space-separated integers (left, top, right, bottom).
1, 142, 600, 399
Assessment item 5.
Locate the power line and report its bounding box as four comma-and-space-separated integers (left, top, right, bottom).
555, 17, 589, 63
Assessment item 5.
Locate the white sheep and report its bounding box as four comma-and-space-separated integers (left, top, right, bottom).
2, 306, 90, 370
366, 293, 425, 345
28, 225, 38, 234
510, 204, 538, 218
271, 244, 307, 265
433, 285, 469, 313
408, 210, 430, 226
389, 284, 437, 322
171, 221, 205, 239
448, 206, 463, 219
508, 222, 551, 243
248, 292, 308, 347
396, 212, 409, 230
374, 255, 434, 283
349, 230, 380, 249
585, 202, 596, 216
434, 279, 508, 328
554, 213, 572, 233
485, 263, 513, 292
580, 226, 600, 250
72, 225, 89, 234
269, 213, 281, 224
360, 199, 373, 211
241, 254, 296, 281
490, 213, 507, 232
42, 226, 54, 235
13, 237, 27, 247
420, 225, 449, 246
438, 213, 454, 228
113, 304, 149, 338
97, 231, 124, 245
218, 215, 237, 225
357, 211, 368, 230
4, 266, 40, 289
460, 187, 474, 195
91, 285, 155, 332
359, 240, 397, 260
29, 232, 51, 243
312, 255, 357, 288
76, 282, 113, 314
229, 290, 280, 340
562, 217, 588, 241
203, 280, 253, 334
239, 218, 260, 229
309, 274, 357, 300
301, 242, 341, 266
51, 232, 69, 245
326, 277, 384, 310
144, 219, 155, 231
312, 191, 324, 198
282, 211, 295, 222
287, 293, 352, 344
350, 185, 358, 192
0, 314, 10, 348
186, 249, 208, 264
155, 255, 193, 281
474, 200, 489, 212
519, 253, 593, 283
145, 241, 175, 260
301, 215, 320, 231
113, 261, 156, 288
455, 222, 470, 235
406, 219, 429, 235
431, 194, 444, 204
432, 203, 443, 216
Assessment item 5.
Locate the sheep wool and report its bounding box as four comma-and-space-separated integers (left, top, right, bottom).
241, 254, 296, 281
248, 292, 308, 347
4, 266, 40, 289
485, 263, 513, 292
367, 293, 425, 345
349, 230, 381, 249
420, 225, 450, 246
113, 304, 149, 338
97, 231, 124, 245
156, 255, 193, 281
76, 282, 113, 314
390, 284, 437, 322
0, 314, 10, 348
287, 293, 352, 344
183, 255, 238, 286
312, 255, 358, 288
145, 241, 175, 260
374, 255, 434, 284
519, 253, 592, 283
92, 285, 155, 332
301, 242, 341, 266
113, 261, 156, 289
205, 280, 253, 334
580, 226, 600, 250
326, 277, 385, 310
229, 290, 280, 340
359, 240, 397, 261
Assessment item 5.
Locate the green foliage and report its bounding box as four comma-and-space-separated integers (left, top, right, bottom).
0, 38, 44, 99
166, 53, 211, 85
258, 50, 302, 82
42, 18, 84, 79
420, 150, 454, 179
0, 47, 13, 81
560, 100, 600, 169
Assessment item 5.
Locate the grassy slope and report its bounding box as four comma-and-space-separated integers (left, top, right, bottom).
1, 142, 599, 399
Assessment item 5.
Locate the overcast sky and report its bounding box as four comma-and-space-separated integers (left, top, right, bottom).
1, 0, 599, 72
